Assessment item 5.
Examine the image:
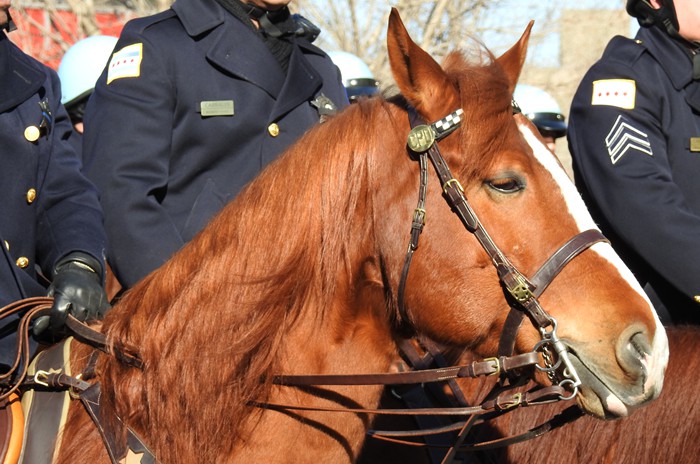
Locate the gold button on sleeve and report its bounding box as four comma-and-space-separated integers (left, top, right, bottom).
694, 295, 700, 304
267, 123, 280, 137
16, 257, 29, 268
26, 188, 37, 204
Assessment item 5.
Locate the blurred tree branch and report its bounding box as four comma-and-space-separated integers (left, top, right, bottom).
293, 0, 556, 90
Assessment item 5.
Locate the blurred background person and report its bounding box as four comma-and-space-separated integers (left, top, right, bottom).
513, 83, 568, 153
58, 35, 118, 135
328, 50, 379, 102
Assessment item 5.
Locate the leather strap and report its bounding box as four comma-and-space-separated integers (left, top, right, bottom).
272, 352, 538, 386
253, 384, 568, 417
498, 229, 609, 357
530, 229, 608, 296
65, 315, 143, 369
367, 405, 583, 451
79, 383, 157, 464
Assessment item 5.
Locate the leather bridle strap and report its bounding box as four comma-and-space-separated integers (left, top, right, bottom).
403, 106, 553, 331
0, 297, 52, 402
272, 352, 539, 386
397, 152, 429, 328
497, 229, 609, 357
366, 404, 584, 452
65, 315, 144, 369
253, 384, 569, 417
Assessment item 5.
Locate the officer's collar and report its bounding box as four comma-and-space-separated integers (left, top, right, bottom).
641, 26, 697, 88
0, 35, 44, 113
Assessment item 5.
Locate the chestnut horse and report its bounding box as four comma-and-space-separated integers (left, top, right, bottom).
52, 9, 667, 464
359, 326, 698, 464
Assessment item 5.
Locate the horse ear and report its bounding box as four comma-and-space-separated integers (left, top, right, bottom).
387, 8, 459, 119
495, 20, 534, 93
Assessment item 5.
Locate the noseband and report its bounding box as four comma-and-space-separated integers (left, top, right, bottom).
398, 105, 608, 397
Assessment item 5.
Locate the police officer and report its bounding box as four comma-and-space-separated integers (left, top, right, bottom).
0, 2, 109, 367
327, 50, 380, 102
83, 0, 348, 289
513, 84, 567, 153
58, 35, 118, 135
568, 0, 700, 324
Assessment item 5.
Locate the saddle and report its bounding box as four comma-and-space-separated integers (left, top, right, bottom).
0, 339, 74, 464
0, 394, 22, 464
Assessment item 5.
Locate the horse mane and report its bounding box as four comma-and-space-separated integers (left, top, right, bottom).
93, 97, 385, 457
87, 45, 521, 460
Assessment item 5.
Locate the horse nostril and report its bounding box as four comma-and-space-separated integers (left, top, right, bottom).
618, 331, 651, 380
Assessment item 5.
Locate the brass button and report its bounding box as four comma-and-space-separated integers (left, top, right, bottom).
267, 123, 280, 137
694, 295, 700, 304
16, 257, 29, 268
26, 188, 37, 204
4, 241, 9, 251
24, 126, 40, 142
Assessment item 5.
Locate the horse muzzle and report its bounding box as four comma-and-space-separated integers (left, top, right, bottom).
565, 324, 668, 419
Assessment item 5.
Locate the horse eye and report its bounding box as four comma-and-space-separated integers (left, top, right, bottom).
486, 176, 524, 194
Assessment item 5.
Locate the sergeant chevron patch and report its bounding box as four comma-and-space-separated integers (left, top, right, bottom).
605, 115, 653, 164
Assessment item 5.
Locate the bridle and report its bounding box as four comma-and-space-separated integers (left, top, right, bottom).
399, 104, 606, 392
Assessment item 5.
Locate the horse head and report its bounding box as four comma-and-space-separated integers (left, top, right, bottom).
376, 8, 668, 420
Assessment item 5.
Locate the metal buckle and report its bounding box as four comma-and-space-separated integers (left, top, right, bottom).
442, 178, 464, 195
484, 357, 501, 376
34, 370, 50, 387
497, 392, 522, 411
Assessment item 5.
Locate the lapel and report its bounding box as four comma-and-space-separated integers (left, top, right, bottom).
269, 43, 323, 121
0, 35, 44, 114
172, 0, 285, 97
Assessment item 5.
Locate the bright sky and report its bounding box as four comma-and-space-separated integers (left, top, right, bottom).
481, 0, 637, 67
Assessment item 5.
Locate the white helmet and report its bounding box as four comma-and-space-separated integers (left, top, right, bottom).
58, 35, 118, 108
327, 51, 379, 102
513, 84, 567, 139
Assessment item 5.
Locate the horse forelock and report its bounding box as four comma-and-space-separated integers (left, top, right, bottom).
440, 49, 516, 185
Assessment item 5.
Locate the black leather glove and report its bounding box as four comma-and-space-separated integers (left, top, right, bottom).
33, 252, 110, 338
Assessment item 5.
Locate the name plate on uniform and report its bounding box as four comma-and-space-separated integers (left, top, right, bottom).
200, 100, 234, 117
690, 137, 700, 153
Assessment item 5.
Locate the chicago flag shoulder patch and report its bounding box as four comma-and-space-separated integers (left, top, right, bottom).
592, 79, 636, 109
107, 43, 143, 84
